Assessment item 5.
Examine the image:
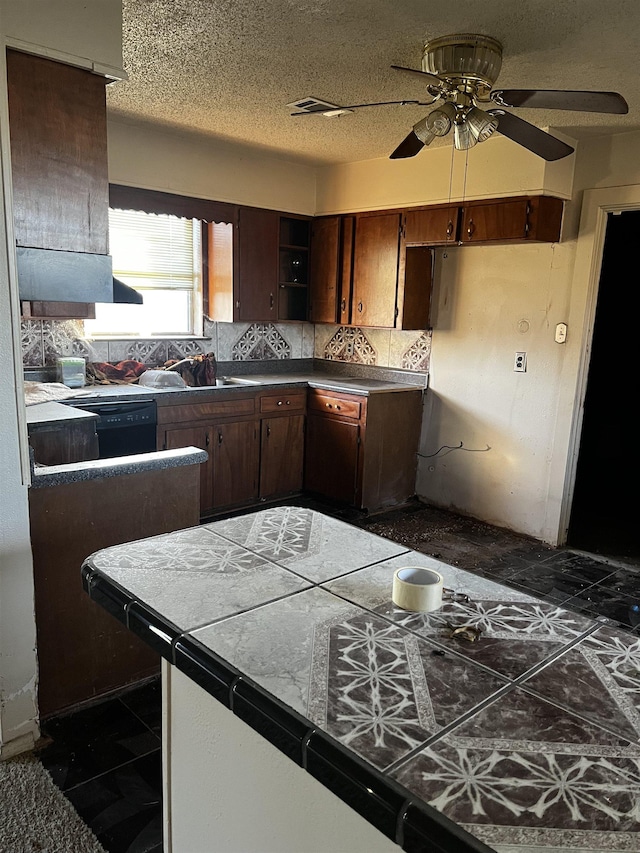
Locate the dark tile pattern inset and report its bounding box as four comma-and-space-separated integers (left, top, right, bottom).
522, 624, 640, 744
392, 688, 640, 850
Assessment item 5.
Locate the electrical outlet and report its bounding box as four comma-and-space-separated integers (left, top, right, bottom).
514, 352, 527, 372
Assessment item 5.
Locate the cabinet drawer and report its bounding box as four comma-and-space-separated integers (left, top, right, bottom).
309, 392, 361, 419
157, 396, 256, 425
259, 391, 306, 414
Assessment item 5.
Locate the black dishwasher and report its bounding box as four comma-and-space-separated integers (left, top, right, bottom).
66, 399, 158, 459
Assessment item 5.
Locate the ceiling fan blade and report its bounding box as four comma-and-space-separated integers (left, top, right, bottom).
389, 130, 425, 159
491, 89, 628, 114
489, 110, 575, 161
290, 99, 435, 116
390, 64, 444, 87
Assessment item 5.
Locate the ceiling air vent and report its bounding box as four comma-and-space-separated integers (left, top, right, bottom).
286, 96, 342, 113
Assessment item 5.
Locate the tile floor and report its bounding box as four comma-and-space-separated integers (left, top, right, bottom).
36, 500, 640, 852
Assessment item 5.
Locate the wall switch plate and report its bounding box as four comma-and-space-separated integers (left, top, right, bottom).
514, 352, 527, 372
555, 322, 567, 343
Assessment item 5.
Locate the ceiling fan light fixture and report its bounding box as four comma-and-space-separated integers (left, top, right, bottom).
465, 106, 499, 142
453, 120, 478, 150
422, 33, 503, 93
426, 101, 457, 136
412, 116, 436, 145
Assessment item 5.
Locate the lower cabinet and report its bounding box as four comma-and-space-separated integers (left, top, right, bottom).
28, 417, 99, 465
159, 388, 306, 518
305, 413, 361, 505
258, 388, 307, 500
159, 384, 422, 518
260, 414, 305, 499
304, 388, 422, 512
164, 419, 259, 515
214, 420, 260, 508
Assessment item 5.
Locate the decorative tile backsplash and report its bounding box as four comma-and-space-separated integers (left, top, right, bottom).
315, 325, 432, 372
21, 318, 431, 374
232, 324, 291, 361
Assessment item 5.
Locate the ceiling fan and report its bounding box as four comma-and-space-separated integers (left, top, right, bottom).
290, 33, 628, 162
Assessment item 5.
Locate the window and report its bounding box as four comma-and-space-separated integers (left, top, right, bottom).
85, 208, 203, 337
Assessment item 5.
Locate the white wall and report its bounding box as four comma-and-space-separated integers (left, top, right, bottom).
316, 134, 576, 214
0, 0, 123, 757
108, 118, 317, 214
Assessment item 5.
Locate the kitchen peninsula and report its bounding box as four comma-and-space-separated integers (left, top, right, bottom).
83, 505, 640, 853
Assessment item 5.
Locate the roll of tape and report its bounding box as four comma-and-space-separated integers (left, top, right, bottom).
392, 566, 443, 612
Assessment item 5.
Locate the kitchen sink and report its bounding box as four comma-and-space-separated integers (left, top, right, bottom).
215, 376, 260, 386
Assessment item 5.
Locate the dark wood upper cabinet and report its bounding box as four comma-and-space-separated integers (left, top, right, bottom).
404, 206, 460, 245
461, 196, 563, 243
309, 216, 340, 324
237, 207, 279, 321
7, 49, 109, 255
351, 212, 401, 327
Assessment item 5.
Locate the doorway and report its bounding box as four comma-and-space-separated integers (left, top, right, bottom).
567, 209, 640, 560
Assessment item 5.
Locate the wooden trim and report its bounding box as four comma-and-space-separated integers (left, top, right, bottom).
109, 184, 238, 224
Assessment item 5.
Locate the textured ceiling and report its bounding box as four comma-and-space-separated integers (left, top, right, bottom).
107, 0, 640, 165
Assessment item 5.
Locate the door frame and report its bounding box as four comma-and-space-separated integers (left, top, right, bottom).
557, 184, 640, 545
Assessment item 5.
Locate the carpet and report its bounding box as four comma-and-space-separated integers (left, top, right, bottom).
0, 752, 106, 853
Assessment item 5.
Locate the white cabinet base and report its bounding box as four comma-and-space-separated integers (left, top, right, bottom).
162, 661, 399, 853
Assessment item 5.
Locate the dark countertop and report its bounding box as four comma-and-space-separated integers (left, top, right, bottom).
82, 506, 640, 853
31, 446, 208, 488
25, 370, 424, 411
26, 401, 99, 427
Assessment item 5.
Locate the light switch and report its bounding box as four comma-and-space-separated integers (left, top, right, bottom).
555, 323, 567, 344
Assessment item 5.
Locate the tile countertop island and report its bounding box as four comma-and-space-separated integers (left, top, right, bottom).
81, 506, 640, 853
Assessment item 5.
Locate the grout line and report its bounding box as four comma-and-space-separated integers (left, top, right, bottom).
384, 681, 517, 775
60, 744, 163, 794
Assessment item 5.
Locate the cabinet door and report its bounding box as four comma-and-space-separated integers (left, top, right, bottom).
461, 200, 531, 242
404, 207, 459, 245
309, 216, 340, 323
398, 246, 433, 330
304, 414, 360, 505
352, 213, 401, 327
213, 420, 259, 508
164, 426, 214, 516
260, 415, 305, 498
7, 49, 109, 254
237, 207, 279, 321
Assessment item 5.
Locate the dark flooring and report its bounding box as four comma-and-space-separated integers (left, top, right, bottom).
36, 500, 640, 852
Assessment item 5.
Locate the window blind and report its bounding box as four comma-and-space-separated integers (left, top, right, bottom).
109, 208, 200, 292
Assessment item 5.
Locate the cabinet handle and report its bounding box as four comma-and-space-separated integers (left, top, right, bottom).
205, 432, 210, 447
277, 400, 283, 406
357, 301, 363, 313
341, 298, 347, 313
336, 405, 341, 410
467, 219, 475, 238
286, 400, 290, 405
269, 292, 274, 309
266, 425, 271, 437
325, 402, 331, 408
218, 432, 223, 445
446, 220, 453, 238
